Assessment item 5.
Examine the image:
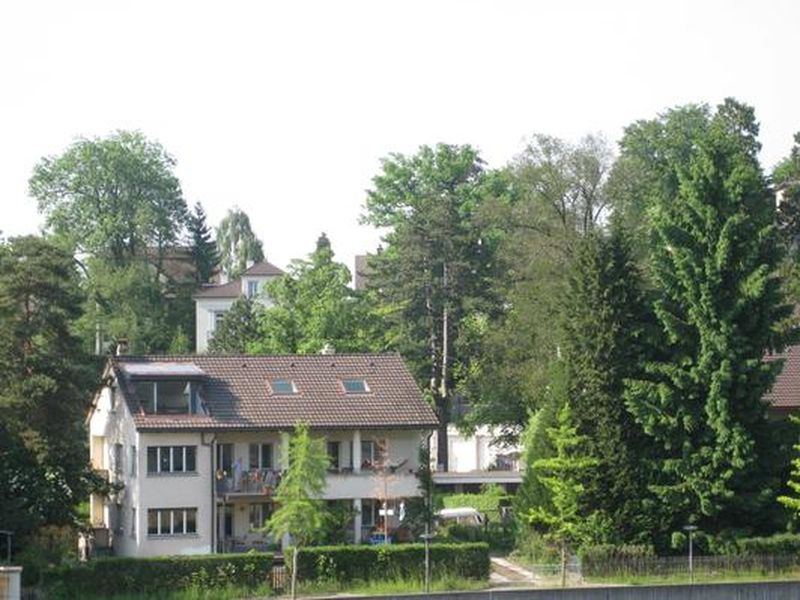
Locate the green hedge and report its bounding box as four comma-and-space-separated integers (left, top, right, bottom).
735, 533, 800, 556
579, 544, 654, 576
291, 543, 490, 582
42, 552, 272, 599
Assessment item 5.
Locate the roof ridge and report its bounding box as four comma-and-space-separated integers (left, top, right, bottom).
112, 351, 401, 360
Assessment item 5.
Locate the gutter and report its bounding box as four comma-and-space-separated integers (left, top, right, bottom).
201, 432, 217, 553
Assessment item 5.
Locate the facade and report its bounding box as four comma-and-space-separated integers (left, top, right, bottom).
430, 425, 521, 494
193, 261, 284, 353
87, 353, 438, 557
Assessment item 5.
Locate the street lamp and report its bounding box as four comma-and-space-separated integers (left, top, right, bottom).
420, 529, 437, 593
683, 525, 698, 584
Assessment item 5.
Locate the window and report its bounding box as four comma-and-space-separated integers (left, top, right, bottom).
248, 503, 272, 531
327, 441, 340, 471
213, 311, 227, 331
217, 443, 233, 473
112, 443, 123, 476
247, 280, 260, 299
136, 381, 199, 415
131, 508, 137, 539
361, 439, 386, 469
130, 446, 137, 477
362, 499, 376, 527
146, 446, 197, 474
249, 443, 273, 470
342, 379, 369, 393
147, 508, 197, 536
270, 379, 296, 395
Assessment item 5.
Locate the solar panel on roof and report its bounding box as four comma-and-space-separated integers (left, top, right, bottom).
121, 363, 206, 378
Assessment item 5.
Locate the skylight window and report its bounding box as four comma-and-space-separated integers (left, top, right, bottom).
270, 379, 296, 395
342, 379, 369, 393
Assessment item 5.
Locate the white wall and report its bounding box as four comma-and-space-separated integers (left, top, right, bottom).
436, 425, 520, 473
195, 298, 235, 353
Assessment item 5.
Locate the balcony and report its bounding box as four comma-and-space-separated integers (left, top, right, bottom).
216, 469, 282, 498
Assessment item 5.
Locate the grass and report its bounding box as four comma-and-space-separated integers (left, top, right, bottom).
297, 574, 488, 596
585, 568, 800, 586
52, 584, 273, 600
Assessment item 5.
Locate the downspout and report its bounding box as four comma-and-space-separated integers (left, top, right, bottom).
201, 432, 217, 553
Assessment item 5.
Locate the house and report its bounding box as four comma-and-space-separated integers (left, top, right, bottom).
430, 425, 521, 495
764, 344, 800, 418
87, 352, 438, 557
193, 261, 284, 353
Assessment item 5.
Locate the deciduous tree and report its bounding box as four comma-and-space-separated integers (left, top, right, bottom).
216, 208, 264, 279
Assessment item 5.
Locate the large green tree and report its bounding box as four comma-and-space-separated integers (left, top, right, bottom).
0, 236, 98, 549
216, 208, 265, 279
208, 296, 263, 354
362, 144, 500, 469
187, 201, 219, 284
624, 99, 794, 534
250, 233, 385, 354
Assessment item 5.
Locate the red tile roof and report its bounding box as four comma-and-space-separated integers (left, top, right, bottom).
193, 261, 284, 299
112, 353, 438, 431
765, 346, 800, 410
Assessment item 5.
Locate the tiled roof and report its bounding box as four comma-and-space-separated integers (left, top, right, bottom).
112, 353, 438, 431
765, 345, 800, 410
193, 261, 284, 299
242, 261, 284, 277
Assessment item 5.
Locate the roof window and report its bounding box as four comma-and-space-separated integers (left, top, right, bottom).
270, 379, 297, 395
342, 379, 369, 393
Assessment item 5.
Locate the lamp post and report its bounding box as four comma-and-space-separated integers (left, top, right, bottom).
420, 529, 436, 593
683, 525, 698, 584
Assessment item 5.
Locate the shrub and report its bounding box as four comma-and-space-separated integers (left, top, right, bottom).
735, 533, 800, 556
42, 552, 272, 599
579, 544, 654, 576
291, 543, 489, 583
438, 522, 515, 552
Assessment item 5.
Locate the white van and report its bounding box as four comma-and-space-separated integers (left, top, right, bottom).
436, 507, 486, 527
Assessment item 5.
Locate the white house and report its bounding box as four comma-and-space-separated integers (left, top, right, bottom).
193, 261, 284, 353
87, 352, 438, 557
430, 425, 522, 494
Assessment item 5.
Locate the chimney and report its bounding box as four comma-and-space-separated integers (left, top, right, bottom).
115, 339, 129, 356
245, 259, 255, 269
320, 343, 335, 355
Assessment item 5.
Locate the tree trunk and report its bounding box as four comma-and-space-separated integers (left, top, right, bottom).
291, 545, 298, 600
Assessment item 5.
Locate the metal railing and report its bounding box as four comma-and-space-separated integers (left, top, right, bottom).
216, 469, 281, 495
581, 554, 800, 580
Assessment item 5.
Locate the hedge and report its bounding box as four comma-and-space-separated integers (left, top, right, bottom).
579, 544, 655, 577
42, 552, 272, 599
291, 543, 490, 582
735, 533, 800, 556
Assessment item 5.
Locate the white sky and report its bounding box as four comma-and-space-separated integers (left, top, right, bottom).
1, 0, 798, 272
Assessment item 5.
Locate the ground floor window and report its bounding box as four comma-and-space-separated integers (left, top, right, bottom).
147, 507, 197, 536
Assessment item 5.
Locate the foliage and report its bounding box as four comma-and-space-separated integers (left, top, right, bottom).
437, 522, 515, 552
777, 415, 800, 519
363, 144, 501, 467
29, 130, 187, 264
42, 552, 272, 599
578, 543, 655, 566
441, 484, 508, 521
207, 296, 263, 354
290, 542, 490, 582
250, 233, 385, 354
0, 236, 100, 553
186, 201, 219, 284
624, 99, 795, 534
216, 208, 264, 279
733, 533, 800, 556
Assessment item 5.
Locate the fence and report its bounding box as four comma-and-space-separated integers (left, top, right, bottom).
581, 554, 800, 581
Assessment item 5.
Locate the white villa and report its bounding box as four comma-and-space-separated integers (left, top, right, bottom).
193, 261, 284, 353
87, 352, 438, 557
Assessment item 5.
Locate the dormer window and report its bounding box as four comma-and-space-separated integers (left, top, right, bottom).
342, 379, 369, 393
270, 379, 297, 395
136, 381, 201, 415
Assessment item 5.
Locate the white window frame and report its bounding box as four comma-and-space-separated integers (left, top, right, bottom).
147, 446, 197, 474
247, 280, 259, 299
147, 507, 197, 536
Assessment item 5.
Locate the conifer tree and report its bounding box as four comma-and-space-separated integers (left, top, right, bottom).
561, 228, 657, 543
625, 99, 794, 533
777, 416, 800, 519
187, 201, 219, 284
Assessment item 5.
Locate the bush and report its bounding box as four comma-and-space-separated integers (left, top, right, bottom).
42, 552, 272, 599
438, 522, 515, 552
291, 543, 489, 583
579, 544, 654, 575
735, 533, 800, 556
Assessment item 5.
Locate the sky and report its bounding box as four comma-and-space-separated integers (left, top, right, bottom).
1, 0, 798, 272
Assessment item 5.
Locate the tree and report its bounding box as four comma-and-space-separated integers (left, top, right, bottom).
207, 296, 263, 354
29, 130, 186, 266
460, 135, 616, 439
250, 233, 385, 354
624, 99, 795, 534
560, 228, 658, 543
0, 236, 99, 550
265, 423, 329, 600
362, 144, 500, 469
528, 402, 597, 587
187, 202, 219, 284
777, 416, 800, 520
216, 208, 264, 279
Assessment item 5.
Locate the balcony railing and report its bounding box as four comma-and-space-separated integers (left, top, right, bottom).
216, 469, 282, 496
